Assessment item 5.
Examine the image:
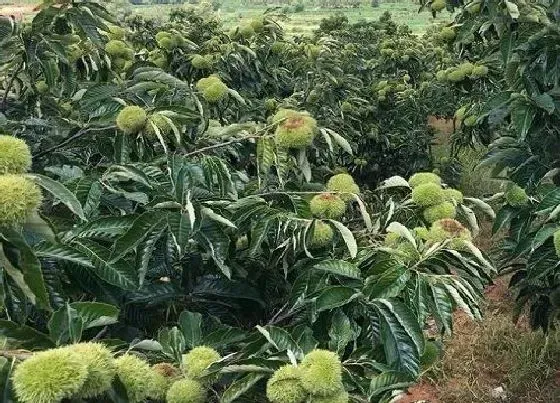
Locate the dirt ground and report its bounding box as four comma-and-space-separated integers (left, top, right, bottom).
0, 5, 37, 21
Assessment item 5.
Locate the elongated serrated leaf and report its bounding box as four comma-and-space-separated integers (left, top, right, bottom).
28, 174, 85, 221
373, 299, 423, 376
0, 320, 54, 350
315, 286, 360, 312
179, 311, 202, 349
464, 197, 496, 220
329, 220, 357, 258
369, 371, 413, 398
377, 176, 410, 189
363, 265, 410, 299
34, 243, 95, 268
324, 128, 352, 154
256, 325, 301, 354
201, 207, 236, 229
313, 259, 361, 279
329, 309, 353, 353
220, 373, 265, 403
73, 239, 138, 290
0, 228, 50, 310
111, 211, 166, 262
386, 222, 416, 248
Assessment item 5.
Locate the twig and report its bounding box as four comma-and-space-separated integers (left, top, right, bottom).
1, 60, 24, 111
183, 120, 282, 157
0, 349, 32, 361
92, 325, 109, 341
34, 125, 116, 158
183, 134, 263, 157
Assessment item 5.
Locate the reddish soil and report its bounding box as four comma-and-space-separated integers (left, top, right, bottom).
0, 5, 38, 21
398, 277, 512, 403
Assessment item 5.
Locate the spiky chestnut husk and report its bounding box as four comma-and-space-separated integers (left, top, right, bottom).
309, 390, 349, 403
196, 76, 228, 103
0, 175, 42, 227
300, 349, 343, 396
64, 343, 116, 399
273, 109, 317, 149
423, 202, 456, 223
105, 40, 127, 57
115, 354, 156, 403
454, 106, 468, 121
463, 115, 477, 127
144, 114, 173, 138
107, 25, 126, 40
446, 69, 466, 82
505, 184, 529, 207
166, 378, 206, 403
431, 0, 446, 12
150, 363, 180, 400
35, 80, 49, 94
420, 341, 440, 367
182, 346, 221, 379
459, 62, 475, 75
309, 193, 346, 220
411, 183, 445, 207
326, 173, 359, 201
408, 172, 442, 188
265, 98, 277, 111
440, 27, 455, 41
191, 54, 212, 69
384, 232, 401, 247
0, 135, 32, 174
311, 221, 334, 248
116, 106, 148, 134
250, 17, 265, 32
471, 65, 489, 77
12, 349, 88, 403
444, 188, 463, 204
266, 365, 308, 403
413, 226, 429, 240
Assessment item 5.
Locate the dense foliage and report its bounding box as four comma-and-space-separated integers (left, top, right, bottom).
422, 0, 560, 332
0, 1, 508, 402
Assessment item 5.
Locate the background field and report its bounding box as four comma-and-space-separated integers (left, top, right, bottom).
2, 1, 453, 34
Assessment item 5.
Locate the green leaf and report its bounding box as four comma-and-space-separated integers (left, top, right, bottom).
363, 265, 410, 299
315, 286, 360, 312
373, 299, 424, 376
324, 128, 352, 155
329, 220, 357, 258
0, 320, 54, 350
532, 224, 560, 251
179, 311, 202, 349
533, 93, 555, 114
71, 302, 120, 328
158, 326, 186, 363
369, 371, 413, 399
111, 211, 167, 262
28, 174, 86, 221
167, 211, 193, 256
511, 103, 535, 141
203, 325, 248, 349
48, 303, 84, 345
329, 310, 353, 353
34, 243, 95, 268
220, 373, 266, 403
256, 325, 301, 355
492, 207, 515, 234
536, 188, 560, 213
504, 0, 520, 18
73, 239, 138, 290
0, 228, 50, 310
313, 259, 361, 279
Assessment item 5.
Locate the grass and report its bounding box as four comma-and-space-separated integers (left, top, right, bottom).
130, 1, 453, 34
422, 276, 560, 403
